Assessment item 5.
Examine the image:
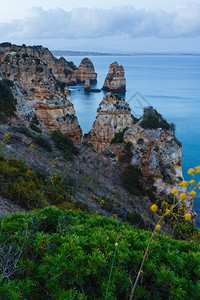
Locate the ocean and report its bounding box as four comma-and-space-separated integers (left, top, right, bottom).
63, 55, 200, 225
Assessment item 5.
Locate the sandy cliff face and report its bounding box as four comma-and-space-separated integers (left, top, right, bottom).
102, 62, 126, 92
0, 45, 82, 142
84, 93, 134, 152
76, 58, 97, 84
123, 125, 196, 220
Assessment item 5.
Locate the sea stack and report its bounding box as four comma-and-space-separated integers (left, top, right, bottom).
83, 93, 134, 152
76, 58, 97, 83
102, 62, 126, 92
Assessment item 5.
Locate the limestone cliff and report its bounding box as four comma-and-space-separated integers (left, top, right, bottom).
0, 44, 78, 85
76, 58, 97, 84
0, 44, 82, 142
122, 117, 196, 220
102, 62, 126, 92
84, 93, 134, 152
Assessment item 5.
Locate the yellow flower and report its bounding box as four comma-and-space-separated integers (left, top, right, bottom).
155, 224, 161, 230
189, 180, 196, 185
190, 191, 196, 197
150, 204, 158, 212
188, 168, 197, 175
184, 213, 191, 221
179, 193, 187, 200
179, 180, 188, 187
166, 209, 170, 214
171, 189, 178, 195
195, 166, 200, 173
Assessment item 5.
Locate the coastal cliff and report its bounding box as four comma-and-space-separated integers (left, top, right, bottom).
84, 93, 134, 152
102, 62, 126, 92
0, 44, 82, 142
107, 106, 196, 220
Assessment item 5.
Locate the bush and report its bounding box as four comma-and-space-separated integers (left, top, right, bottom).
121, 165, 146, 196
0, 155, 73, 209
0, 42, 12, 47
0, 79, 16, 117
140, 106, 175, 132
34, 135, 52, 152
30, 123, 42, 133
12, 125, 33, 137
52, 130, 79, 160
110, 127, 128, 144
0, 207, 200, 299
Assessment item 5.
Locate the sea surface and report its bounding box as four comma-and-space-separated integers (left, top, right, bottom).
63, 55, 200, 226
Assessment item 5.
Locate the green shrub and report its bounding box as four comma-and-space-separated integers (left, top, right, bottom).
0, 155, 73, 209
0, 112, 8, 124
0, 79, 16, 117
0, 207, 200, 299
30, 123, 42, 133
52, 130, 79, 160
121, 165, 146, 196
31, 113, 40, 125
34, 135, 52, 152
110, 127, 128, 144
0, 42, 12, 47
12, 125, 33, 137
140, 106, 175, 132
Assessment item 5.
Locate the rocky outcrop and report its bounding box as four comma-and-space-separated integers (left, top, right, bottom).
102, 62, 126, 92
76, 58, 97, 84
0, 44, 82, 142
123, 125, 196, 220
84, 93, 134, 152
0, 44, 78, 86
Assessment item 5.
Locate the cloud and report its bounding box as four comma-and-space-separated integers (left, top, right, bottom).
1, 4, 200, 41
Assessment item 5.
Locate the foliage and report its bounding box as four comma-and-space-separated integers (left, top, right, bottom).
12, 125, 51, 151
110, 127, 128, 144
30, 123, 42, 133
0, 207, 200, 299
0, 155, 75, 209
0, 42, 12, 47
34, 135, 52, 152
121, 165, 146, 196
140, 106, 175, 132
0, 79, 16, 117
12, 125, 33, 138
52, 130, 79, 160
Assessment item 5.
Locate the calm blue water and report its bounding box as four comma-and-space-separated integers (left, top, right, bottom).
64, 55, 200, 225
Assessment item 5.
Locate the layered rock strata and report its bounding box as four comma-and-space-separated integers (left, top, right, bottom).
84, 93, 134, 152
0, 44, 78, 85
102, 62, 126, 92
0, 45, 82, 142
123, 126, 196, 220
76, 58, 97, 83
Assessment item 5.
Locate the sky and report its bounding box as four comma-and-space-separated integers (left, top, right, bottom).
0, 0, 200, 53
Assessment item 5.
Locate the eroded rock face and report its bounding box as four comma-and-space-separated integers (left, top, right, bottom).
102, 62, 126, 92
0, 45, 82, 142
76, 58, 97, 84
84, 93, 134, 152
123, 125, 196, 220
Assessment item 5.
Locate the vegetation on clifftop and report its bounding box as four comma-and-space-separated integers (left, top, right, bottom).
0, 207, 200, 299
140, 106, 175, 132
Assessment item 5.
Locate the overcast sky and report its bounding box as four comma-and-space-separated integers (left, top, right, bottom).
0, 0, 200, 52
